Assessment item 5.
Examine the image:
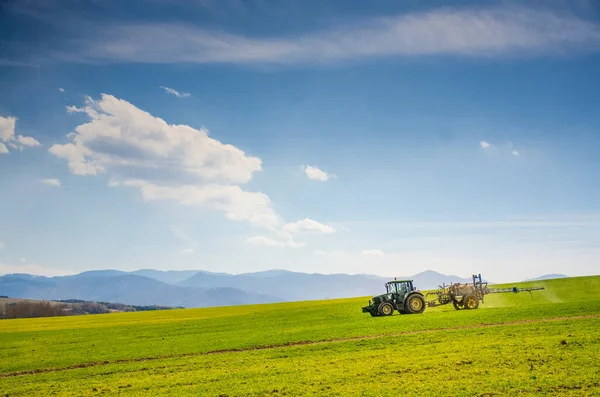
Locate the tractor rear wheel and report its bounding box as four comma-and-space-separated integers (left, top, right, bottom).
464, 295, 479, 309
378, 302, 394, 316
404, 294, 426, 314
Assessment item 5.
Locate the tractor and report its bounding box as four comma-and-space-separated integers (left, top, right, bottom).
361, 279, 426, 316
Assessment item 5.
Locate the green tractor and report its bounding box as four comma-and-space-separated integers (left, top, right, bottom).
361, 279, 426, 317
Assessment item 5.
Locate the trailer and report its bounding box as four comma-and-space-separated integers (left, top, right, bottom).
425, 273, 545, 310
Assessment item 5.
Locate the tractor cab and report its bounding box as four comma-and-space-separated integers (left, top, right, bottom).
385, 280, 415, 295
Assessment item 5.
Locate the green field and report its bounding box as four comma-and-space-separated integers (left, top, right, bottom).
1, 276, 599, 396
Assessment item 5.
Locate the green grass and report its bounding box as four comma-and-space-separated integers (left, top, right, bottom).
1, 275, 599, 396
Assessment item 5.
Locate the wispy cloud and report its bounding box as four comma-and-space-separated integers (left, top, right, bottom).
0, 116, 40, 153
57, 6, 600, 65
480, 141, 492, 149
304, 165, 334, 181
59, 87, 65, 93
0, 59, 39, 68
41, 178, 61, 187
361, 249, 385, 256
283, 218, 336, 234
512, 150, 520, 156
160, 86, 191, 98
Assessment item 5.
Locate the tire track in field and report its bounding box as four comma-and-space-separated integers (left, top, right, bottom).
2, 313, 598, 378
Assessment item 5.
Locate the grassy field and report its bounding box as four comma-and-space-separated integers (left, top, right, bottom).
1, 275, 599, 396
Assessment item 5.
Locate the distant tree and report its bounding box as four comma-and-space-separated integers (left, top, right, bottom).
0, 301, 67, 319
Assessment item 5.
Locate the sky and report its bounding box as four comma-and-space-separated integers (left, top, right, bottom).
0, 0, 599, 283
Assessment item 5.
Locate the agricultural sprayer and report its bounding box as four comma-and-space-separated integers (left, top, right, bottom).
362, 273, 545, 316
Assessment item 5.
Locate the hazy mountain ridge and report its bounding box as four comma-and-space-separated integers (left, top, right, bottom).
524, 274, 568, 281
0, 273, 280, 308
1, 269, 548, 308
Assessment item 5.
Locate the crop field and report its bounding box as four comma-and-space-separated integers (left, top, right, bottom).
1, 276, 599, 396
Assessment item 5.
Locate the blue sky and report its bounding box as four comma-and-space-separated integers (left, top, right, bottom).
1, 0, 599, 282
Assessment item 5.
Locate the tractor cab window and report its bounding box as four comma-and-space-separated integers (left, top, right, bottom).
386, 283, 398, 294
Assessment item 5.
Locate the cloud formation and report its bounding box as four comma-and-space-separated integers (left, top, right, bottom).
283, 218, 336, 234
41, 178, 61, 187
51, 94, 262, 182
65, 6, 600, 66
304, 165, 332, 181
160, 86, 191, 98
49, 94, 331, 246
480, 141, 491, 149
0, 116, 41, 153
17, 135, 41, 147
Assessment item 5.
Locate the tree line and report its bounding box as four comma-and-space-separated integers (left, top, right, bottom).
0, 298, 183, 319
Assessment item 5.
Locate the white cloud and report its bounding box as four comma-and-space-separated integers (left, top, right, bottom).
0, 116, 16, 142
480, 141, 491, 149
17, 135, 41, 147
283, 218, 336, 234
68, 6, 600, 65
119, 180, 281, 229
41, 178, 61, 187
512, 150, 520, 156
160, 86, 191, 98
180, 248, 195, 254
51, 94, 261, 182
0, 116, 41, 152
245, 235, 305, 248
51, 94, 275, 228
0, 241, 5, 249
361, 249, 385, 256
66, 105, 85, 114
59, 88, 65, 93
304, 165, 331, 181
0, 261, 73, 277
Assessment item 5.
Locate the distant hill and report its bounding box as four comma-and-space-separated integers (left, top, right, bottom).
524, 274, 568, 281
0, 273, 280, 308
130, 269, 201, 285
409, 270, 475, 290
0, 269, 488, 308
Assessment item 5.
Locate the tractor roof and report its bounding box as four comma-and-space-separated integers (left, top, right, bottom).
387, 279, 413, 283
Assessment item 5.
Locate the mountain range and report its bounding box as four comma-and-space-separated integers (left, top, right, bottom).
0, 269, 559, 308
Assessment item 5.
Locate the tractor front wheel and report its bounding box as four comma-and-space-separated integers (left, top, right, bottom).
464, 295, 479, 309
452, 301, 462, 310
378, 302, 394, 316
405, 294, 426, 314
